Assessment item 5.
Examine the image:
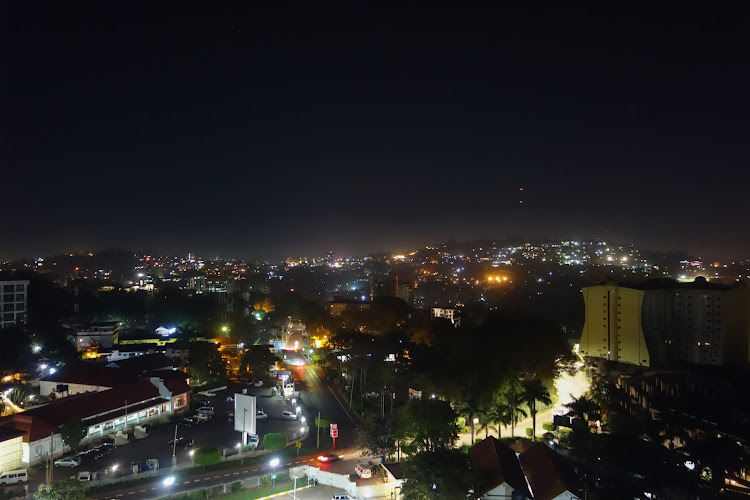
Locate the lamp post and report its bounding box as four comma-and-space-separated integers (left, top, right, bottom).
163, 476, 175, 498
292, 473, 298, 500
172, 425, 178, 469
242, 408, 247, 465
269, 458, 279, 487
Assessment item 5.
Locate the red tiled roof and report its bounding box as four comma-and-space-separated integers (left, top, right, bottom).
105, 354, 174, 372
0, 425, 25, 442
519, 443, 582, 500
468, 437, 531, 498
0, 414, 58, 443
41, 362, 139, 388
25, 380, 161, 427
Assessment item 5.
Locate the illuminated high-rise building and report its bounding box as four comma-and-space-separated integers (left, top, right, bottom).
579, 278, 750, 367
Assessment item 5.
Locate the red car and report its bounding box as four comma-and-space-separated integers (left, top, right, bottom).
317, 453, 341, 462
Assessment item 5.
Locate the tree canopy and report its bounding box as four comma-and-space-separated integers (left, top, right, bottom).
34, 479, 87, 500
60, 418, 86, 451
400, 449, 474, 500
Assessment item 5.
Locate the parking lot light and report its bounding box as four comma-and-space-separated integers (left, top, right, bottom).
111, 464, 118, 473
300, 416, 306, 423
300, 427, 305, 434
296, 406, 301, 414
163, 476, 175, 486
269, 458, 279, 468
188, 449, 195, 457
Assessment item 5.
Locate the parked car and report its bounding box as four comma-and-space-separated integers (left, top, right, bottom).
254, 380, 264, 387
197, 406, 214, 416
228, 412, 234, 423
281, 410, 297, 420
180, 417, 195, 427
131, 459, 159, 473
0, 469, 28, 485
355, 464, 372, 478
226, 396, 235, 403
54, 457, 81, 468
168, 437, 195, 449
248, 434, 259, 449
193, 413, 211, 422
77, 471, 96, 482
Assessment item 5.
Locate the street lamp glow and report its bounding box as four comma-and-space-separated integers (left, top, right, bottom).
163, 476, 175, 486
300, 416, 306, 423
300, 427, 305, 434
236, 443, 242, 449
111, 464, 118, 472
221, 326, 228, 332
188, 449, 195, 457
292, 398, 296, 405
49, 367, 56, 374
296, 406, 301, 414
269, 458, 279, 468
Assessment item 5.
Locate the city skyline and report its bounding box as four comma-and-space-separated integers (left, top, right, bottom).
3, 4, 748, 261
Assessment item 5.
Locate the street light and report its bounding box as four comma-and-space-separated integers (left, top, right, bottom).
163, 476, 175, 497
300, 416, 306, 424
269, 458, 280, 487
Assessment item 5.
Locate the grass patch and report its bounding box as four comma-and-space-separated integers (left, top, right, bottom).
220, 480, 298, 500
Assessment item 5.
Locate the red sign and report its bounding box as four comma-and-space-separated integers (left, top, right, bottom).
330, 422, 338, 438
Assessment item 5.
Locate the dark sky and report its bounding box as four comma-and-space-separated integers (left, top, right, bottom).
2, 3, 748, 261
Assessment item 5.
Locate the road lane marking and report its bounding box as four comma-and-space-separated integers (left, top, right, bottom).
223, 473, 230, 477
138, 490, 146, 493
233, 472, 239, 475
127, 492, 134, 495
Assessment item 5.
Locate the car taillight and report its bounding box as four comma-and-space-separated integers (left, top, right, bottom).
318, 456, 328, 461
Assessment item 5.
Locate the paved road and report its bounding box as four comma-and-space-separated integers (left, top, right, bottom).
284, 350, 357, 450
83, 351, 360, 499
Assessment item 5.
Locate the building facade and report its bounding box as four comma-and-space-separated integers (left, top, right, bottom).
0, 280, 29, 329
579, 278, 750, 368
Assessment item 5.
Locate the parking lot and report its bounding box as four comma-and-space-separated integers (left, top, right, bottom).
28, 380, 309, 486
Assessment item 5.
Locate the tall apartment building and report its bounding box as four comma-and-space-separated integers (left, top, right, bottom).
0, 280, 29, 329
579, 278, 750, 368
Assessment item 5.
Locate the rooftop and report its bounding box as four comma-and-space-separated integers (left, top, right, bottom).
519, 443, 582, 500
468, 436, 531, 498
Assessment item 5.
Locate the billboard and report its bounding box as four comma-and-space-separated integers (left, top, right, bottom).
233, 394, 257, 436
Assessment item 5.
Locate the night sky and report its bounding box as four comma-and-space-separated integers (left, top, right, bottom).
3, 3, 748, 261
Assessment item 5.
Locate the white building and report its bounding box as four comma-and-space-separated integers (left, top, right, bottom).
430, 306, 462, 327
0, 280, 29, 329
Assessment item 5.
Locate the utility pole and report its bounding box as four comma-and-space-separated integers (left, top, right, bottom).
172, 425, 178, 469
241, 408, 247, 465
316, 411, 320, 449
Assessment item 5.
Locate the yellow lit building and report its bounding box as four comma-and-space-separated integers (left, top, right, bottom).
580, 278, 750, 368
579, 282, 650, 366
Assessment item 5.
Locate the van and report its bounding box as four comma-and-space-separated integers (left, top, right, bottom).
355, 464, 372, 478
0, 469, 28, 485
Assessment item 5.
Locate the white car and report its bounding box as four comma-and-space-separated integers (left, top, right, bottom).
256, 410, 268, 419
197, 406, 214, 416
281, 410, 297, 420
193, 413, 211, 422
226, 396, 235, 403
54, 457, 81, 468
248, 434, 259, 449
254, 380, 264, 387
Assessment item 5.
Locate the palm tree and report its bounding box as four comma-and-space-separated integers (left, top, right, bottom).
501, 382, 527, 437
564, 395, 600, 423
522, 378, 552, 440
491, 402, 513, 438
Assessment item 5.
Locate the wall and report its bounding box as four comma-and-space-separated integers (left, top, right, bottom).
0, 436, 23, 473
39, 381, 112, 398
